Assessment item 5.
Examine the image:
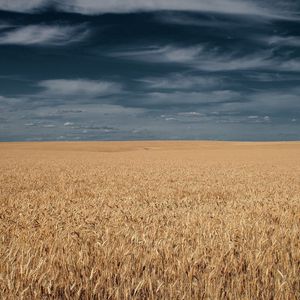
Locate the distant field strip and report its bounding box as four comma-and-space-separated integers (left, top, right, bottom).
0, 142, 300, 299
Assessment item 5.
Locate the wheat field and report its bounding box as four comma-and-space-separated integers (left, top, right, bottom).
0, 141, 299, 299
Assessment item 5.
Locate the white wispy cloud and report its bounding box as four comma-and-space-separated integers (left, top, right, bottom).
113, 45, 300, 72
220, 87, 300, 115
267, 36, 300, 47
197, 53, 272, 72
177, 112, 204, 117
1, 0, 298, 20
112, 45, 204, 64
0, 0, 48, 13
250, 89, 300, 111
0, 95, 23, 111
244, 73, 298, 82
140, 90, 240, 106
251, 34, 300, 49
59, 0, 298, 20
64, 122, 74, 126
0, 22, 12, 30
38, 79, 122, 98
155, 13, 262, 28
0, 24, 89, 46
279, 60, 300, 72
139, 74, 221, 90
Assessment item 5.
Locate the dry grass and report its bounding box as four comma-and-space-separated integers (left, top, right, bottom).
0, 141, 300, 299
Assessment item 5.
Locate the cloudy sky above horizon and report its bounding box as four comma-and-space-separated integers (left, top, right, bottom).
0, 0, 299, 141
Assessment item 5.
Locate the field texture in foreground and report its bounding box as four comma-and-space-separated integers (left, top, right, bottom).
1, 141, 300, 299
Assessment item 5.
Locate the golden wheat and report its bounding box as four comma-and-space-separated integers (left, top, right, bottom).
0, 141, 300, 299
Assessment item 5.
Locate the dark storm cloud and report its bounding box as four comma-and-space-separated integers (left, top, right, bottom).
0, 0, 300, 141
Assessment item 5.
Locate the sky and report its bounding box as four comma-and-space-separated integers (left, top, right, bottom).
0, 0, 299, 141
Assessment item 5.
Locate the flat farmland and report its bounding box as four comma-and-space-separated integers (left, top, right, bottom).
0, 141, 300, 299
